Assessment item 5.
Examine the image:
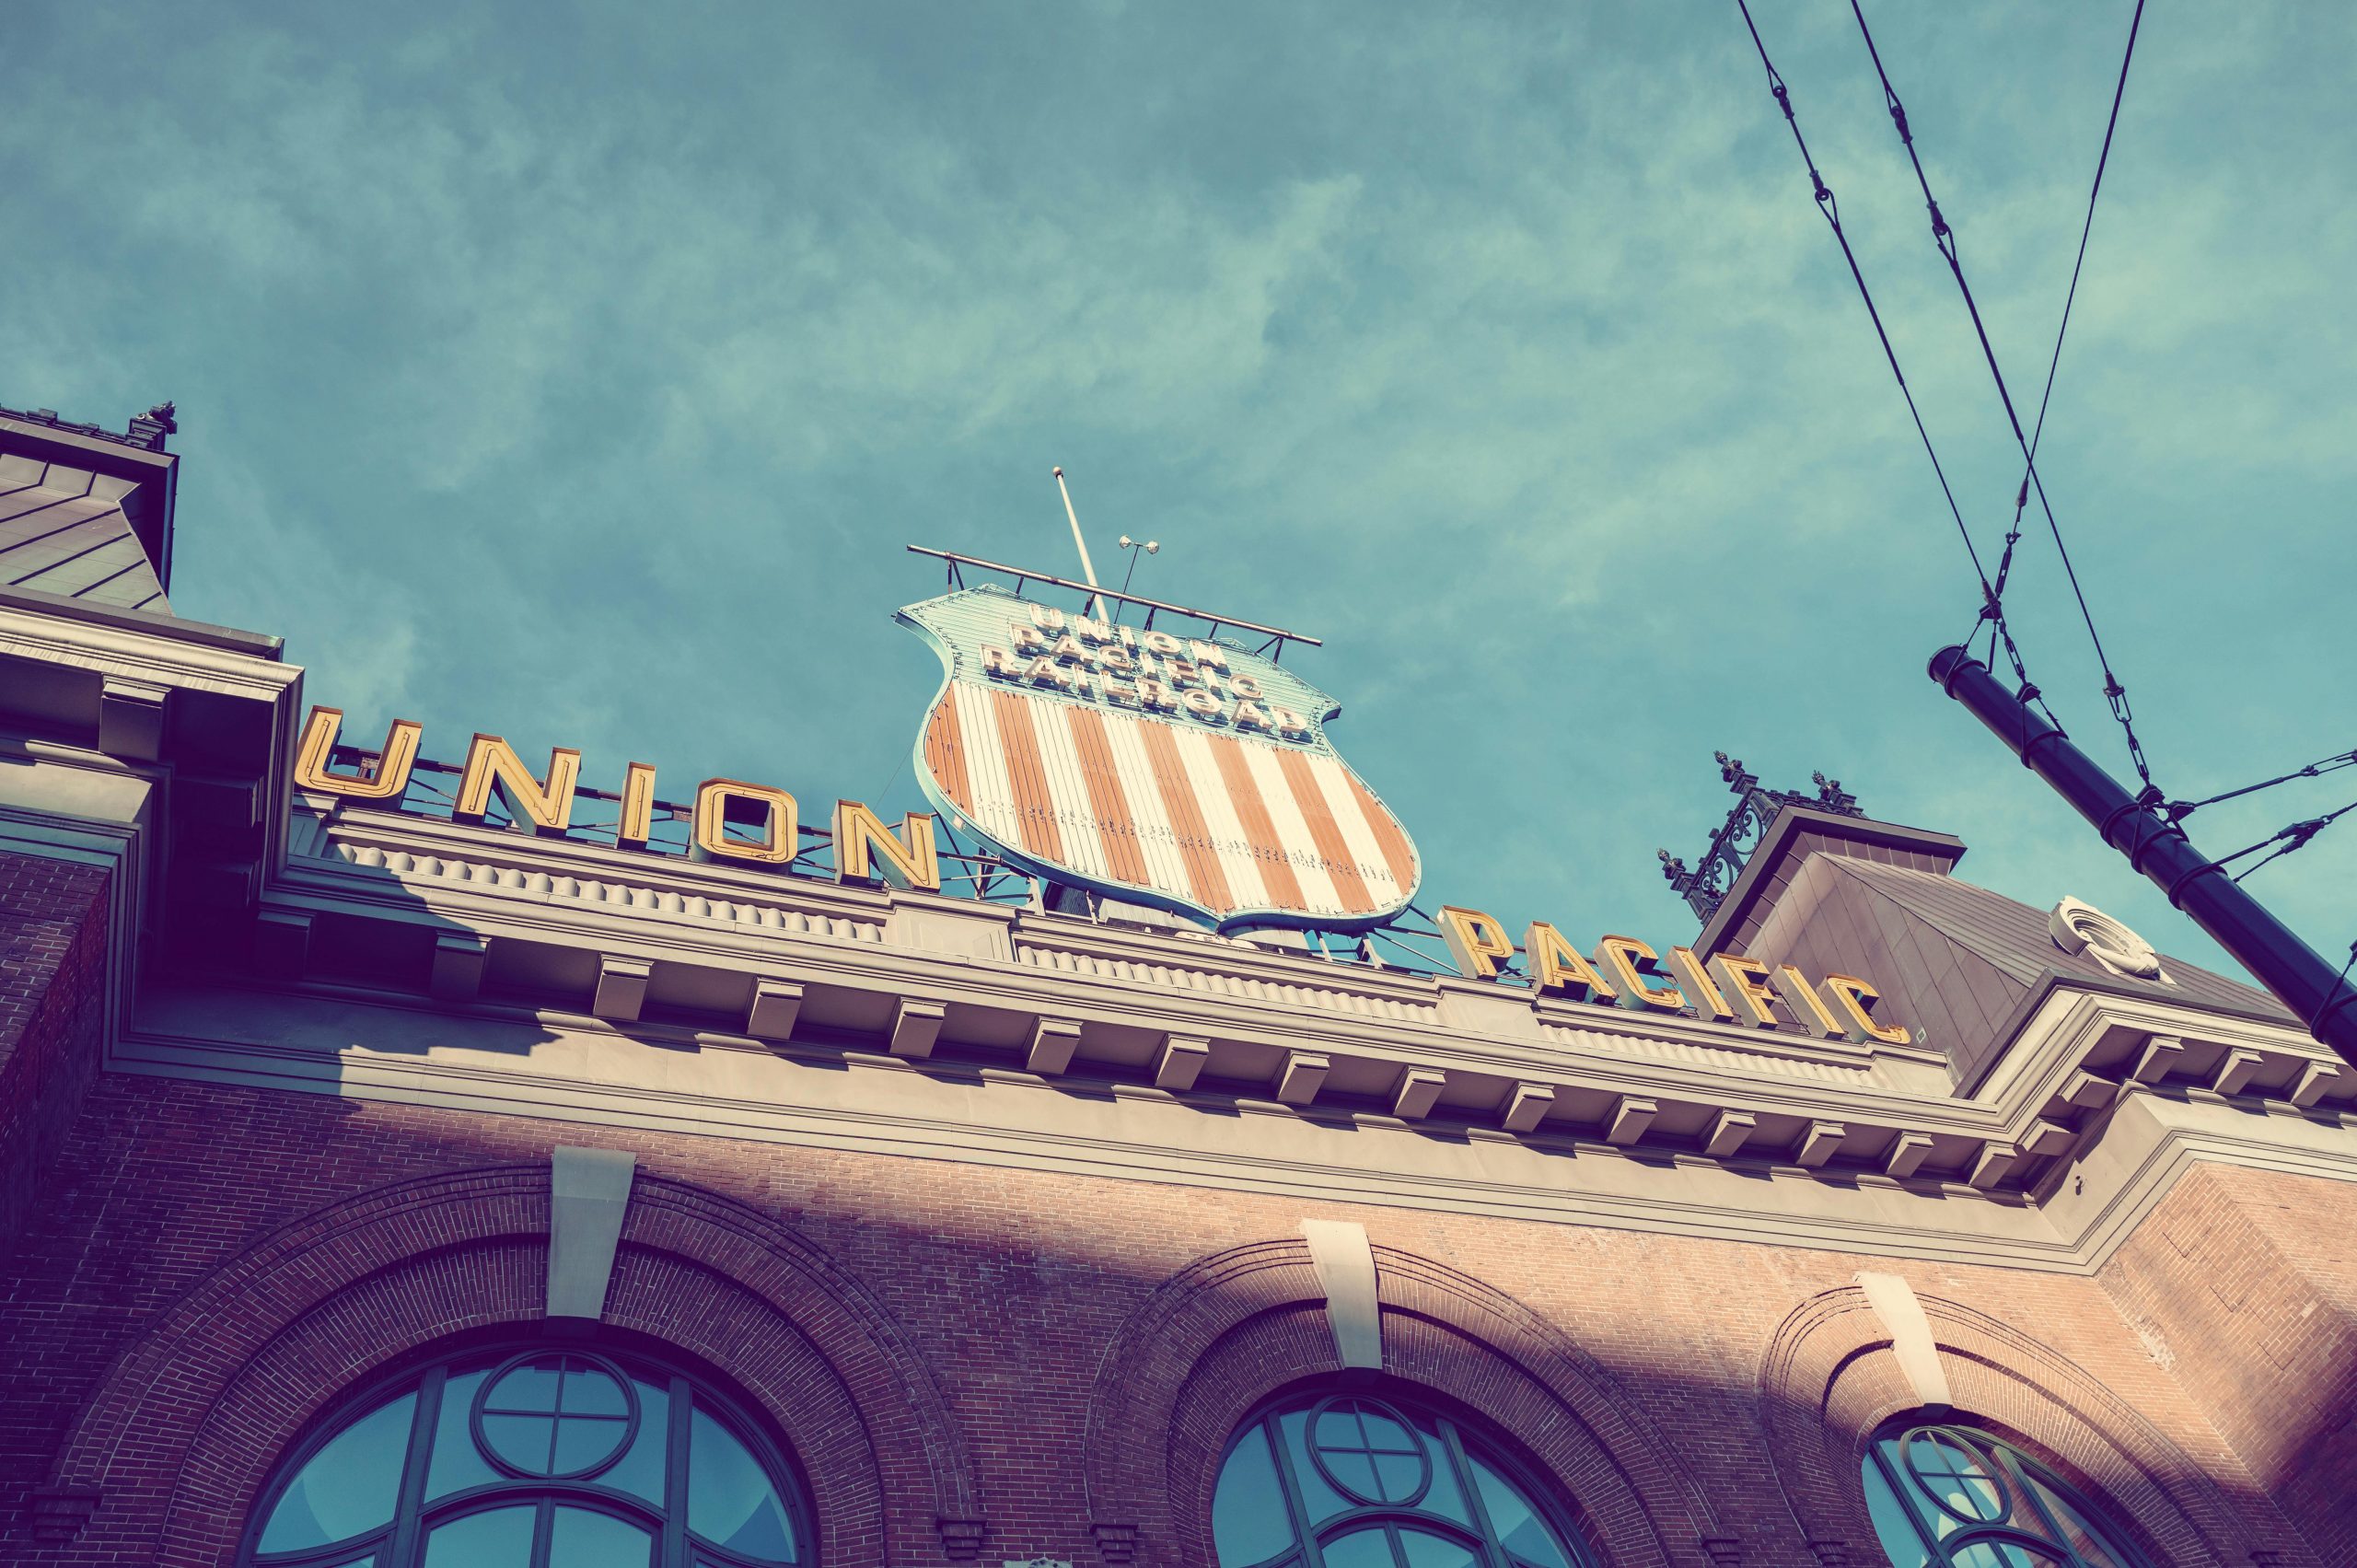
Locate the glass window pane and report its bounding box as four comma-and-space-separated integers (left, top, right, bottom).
1469, 1458, 1570, 1568
1865, 1432, 2142, 1568
1398, 1528, 1479, 1568
1859, 1457, 1930, 1568
426, 1371, 499, 1501
258, 1391, 418, 1553
422, 1504, 536, 1568
562, 1367, 632, 1417
482, 1413, 558, 1475
1951, 1544, 2061, 1568
1324, 1452, 1382, 1500
1280, 1411, 1353, 1525
1372, 1455, 1423, 1501
555, 1415, 633, 1476
484, 1359, 564, 1414
689, 1407, 796, 1562
1213, 1424, 1297, 1568
598, 1382, 670, 1506
549, 1505, 655, 1568
1901, 1433, 2006, 1527
1407, 1418, 1470, 1527
1354, 1409, 1416, 1457
1318, 1527, 1396, 1568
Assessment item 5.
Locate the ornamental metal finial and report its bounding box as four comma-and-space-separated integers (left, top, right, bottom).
1659, 752, 1866, 922
125, 401, 177, 450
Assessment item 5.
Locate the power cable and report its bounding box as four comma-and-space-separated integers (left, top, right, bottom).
2164, 745, 2357, 824
1848, 0, 2156, 788
1984, 0, 2149, 615
1732, 0, 2051, 715
2214, 796, 2357, 884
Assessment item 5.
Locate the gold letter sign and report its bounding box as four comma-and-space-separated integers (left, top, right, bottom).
692, 779, 799, 865
294, 706, 423, 800
831, 799, 940, 891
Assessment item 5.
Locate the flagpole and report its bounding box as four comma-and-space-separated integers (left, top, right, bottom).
1052, 466, 1109, 621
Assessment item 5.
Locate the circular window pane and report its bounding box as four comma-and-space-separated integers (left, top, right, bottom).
1898, 1429, 2009, 1524
1307, 1399, 1433, 1507
473, 1353, 638, 1479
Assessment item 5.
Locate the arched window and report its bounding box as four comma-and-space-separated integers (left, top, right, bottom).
1860, 1423, 2152, 1568
1211, 1390, 1598, 1568
238, 1341, 811, 1568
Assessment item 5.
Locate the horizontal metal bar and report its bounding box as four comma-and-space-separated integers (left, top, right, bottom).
904, 545, 1322, 646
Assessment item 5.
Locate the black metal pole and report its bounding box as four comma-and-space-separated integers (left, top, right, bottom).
1929, 645, 2357, 1067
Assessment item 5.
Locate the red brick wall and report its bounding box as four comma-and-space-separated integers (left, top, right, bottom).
0, 1066, 2342, 1567
0, 850, 110, 1262
2099, 1162, 2357, 1568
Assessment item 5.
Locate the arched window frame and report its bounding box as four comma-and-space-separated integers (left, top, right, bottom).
1213, 1384, 1601, 1568
233, 1330, 816, 1568
1860, 1420, 2156, 1568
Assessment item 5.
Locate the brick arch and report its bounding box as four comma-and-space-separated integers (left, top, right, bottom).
46, 1164, 981, 1568
1755, 1284, 2280, 1568
1081, 1238, 1721, 1568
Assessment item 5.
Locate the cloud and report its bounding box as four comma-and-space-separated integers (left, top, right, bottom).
4, 0, 2350, 975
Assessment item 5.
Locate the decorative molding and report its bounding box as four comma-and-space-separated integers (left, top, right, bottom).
115, 976, 2357, 1277
2049, 896, 2168, 982
1301, 1219, 1382, 1369
593, 957, 651, 1022
1392, 1068, 1446, 1121
747, 978, 805, 1040
309, 832, 888, 947
1155, 1036, 1209, 1092
1852, 1272, 1950, 1410
547, 1145, 636, 1319
1502, 1083, 1554, 1133
889, 998, 946, 1060
1027, 1018, 1082, 1075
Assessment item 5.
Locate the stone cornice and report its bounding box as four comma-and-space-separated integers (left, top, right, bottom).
115, 977, 2357, 1277
144, 800, 2342, 1214
0, 602, 297, 705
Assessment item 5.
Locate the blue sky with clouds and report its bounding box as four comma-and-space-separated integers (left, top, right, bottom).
6, 1, 2351, 981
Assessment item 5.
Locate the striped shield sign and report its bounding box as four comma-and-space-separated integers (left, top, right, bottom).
897, 586, 1422, 932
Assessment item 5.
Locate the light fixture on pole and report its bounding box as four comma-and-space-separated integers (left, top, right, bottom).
1117, 534, 1160, 603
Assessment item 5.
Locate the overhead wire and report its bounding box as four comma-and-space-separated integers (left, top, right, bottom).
1733, 2, 2350, 993
1731, 0, 2051, 714
2164, 745, 2357, 823
1983, 0, 2149, 616
2215, 796, 2357, 884
1845, 0, 2156, 787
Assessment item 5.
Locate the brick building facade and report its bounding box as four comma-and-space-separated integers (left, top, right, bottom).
2, 405, 2352, 1568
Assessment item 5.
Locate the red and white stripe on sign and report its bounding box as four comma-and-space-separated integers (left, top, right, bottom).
921, 688, 1415, 920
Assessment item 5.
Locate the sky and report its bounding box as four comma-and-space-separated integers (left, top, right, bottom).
6, 1, 2351, 985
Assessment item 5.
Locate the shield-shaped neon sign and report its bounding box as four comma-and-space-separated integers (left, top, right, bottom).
897, 585, 1421, 932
